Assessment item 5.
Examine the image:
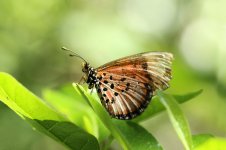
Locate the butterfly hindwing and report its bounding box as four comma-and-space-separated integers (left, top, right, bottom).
95, 72, 152, 119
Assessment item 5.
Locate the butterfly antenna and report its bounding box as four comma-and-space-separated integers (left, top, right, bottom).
61, 47, 87, 63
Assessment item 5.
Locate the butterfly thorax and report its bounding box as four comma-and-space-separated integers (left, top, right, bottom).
82, 63, 99, 89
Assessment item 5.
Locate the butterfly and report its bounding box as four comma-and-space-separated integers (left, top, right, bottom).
62, 47, 173, 120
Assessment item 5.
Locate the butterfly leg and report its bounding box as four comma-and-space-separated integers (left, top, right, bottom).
79, 75, 86, 84
90, 88, 94, 94
88, 83, 95, 94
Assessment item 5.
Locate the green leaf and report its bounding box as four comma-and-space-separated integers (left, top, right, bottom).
192, 134, 226, 150
173, 89, 203, 103
43, 89, 110, 143
35, 120, 99, 150
113, 120, 163, 150
134, 89, 203, 122
157, 91, 193, 150
192, 134, 213, 148
74, 83, 163, 150
0, 72, 99, 150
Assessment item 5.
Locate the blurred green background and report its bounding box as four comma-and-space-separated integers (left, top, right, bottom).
0, 0, 226, 150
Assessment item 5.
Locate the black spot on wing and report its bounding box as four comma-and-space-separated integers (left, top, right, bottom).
114, 92, 119, 96
121, 78, 126, 81
110, 83, 114, 89
110, 76, 113, 80
142, 62, 148, 70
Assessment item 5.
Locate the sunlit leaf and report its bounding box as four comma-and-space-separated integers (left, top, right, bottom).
0, 72, 99, 150
157, 91, 193, 150
43, 89, 109, 142
193, 134, 226, 150
113, 120, 163, 150
192, 134, 213, 148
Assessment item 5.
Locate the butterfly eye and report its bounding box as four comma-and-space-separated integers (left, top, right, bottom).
82, 63, 89, 72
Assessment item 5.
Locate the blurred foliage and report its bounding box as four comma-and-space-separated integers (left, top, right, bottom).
0, 0, 226, 149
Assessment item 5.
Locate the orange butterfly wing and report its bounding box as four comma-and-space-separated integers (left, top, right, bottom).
95, 52, 173, 119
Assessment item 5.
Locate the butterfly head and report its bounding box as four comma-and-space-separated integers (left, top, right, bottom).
82, 62, 90, 73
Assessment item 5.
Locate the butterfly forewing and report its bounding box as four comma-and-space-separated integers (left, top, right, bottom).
95, 51, 173, 120
98, 52, 173, 91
